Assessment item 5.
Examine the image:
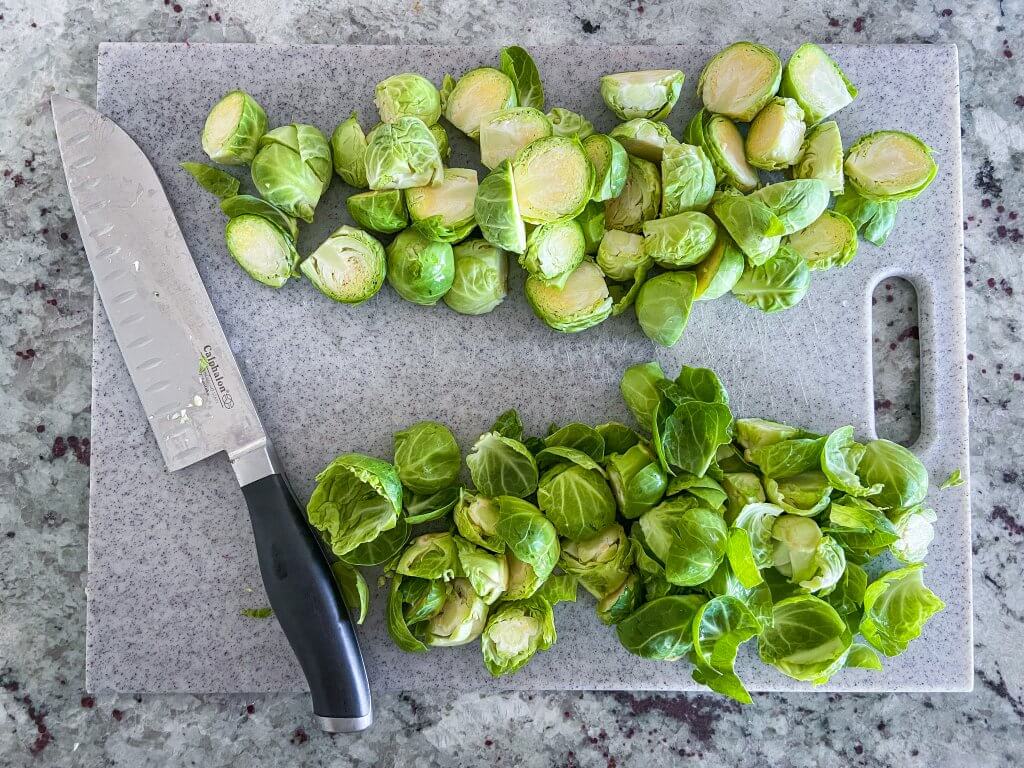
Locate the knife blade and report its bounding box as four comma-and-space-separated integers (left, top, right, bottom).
52, 95, 372, 732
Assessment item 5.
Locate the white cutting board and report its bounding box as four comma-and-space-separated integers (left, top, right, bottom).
86, 43, 970, 693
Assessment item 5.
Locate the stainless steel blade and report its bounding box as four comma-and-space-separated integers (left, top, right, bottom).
52, 95, 268, 475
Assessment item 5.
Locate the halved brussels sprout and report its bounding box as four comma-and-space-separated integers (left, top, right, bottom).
688, 111, 760, 192
454, 536, 509, 604
606, 442, 668, 518
597, 572, 642, 625
385, 228, 455, 305
406, 168, 478, 243
393, 421, 461, 494
711, 191, 783, 265
750, 179, 831, 236
746, 97, 806, 171
661, 143, 716, 216
695, 234, 745, 300
576, 200, 606, 255
788, 210, 858, 271
425, 577, 489, 647
365, 116, 444, 190
251, 124, 332, 222
792, 120, 844, 194
374, 73, 442, 125
331, 112, 369, 188
537, 454, 617, 540
525, 259, 613, 333
609, 118, 679, 162
833, 190, 899, 246
396, 532, 458, 581
604, 155, 661, 233
583, 134, 629, 202
642, 211, 718, 269
481, 596, 555, 675
201, 90, 267, 165
731, 244, 811, 313
600, 69, 685, 121
844, 131, 938, 201
780, 43, 858, 125
698, 42, 782, 121
499, 45, 545, 110
597, 229, 649, 282
429, 123, 451, 161
512, 136, 594, 224
560, 523, 634, 598
520, 219, 586, 283
300, 225, 386, 304
220, 194, 298, 241
444, 239, 508, 315
479, 107, 552, 169
224, 214, 298, 288
445, 67, 518, 140
345, 189, 408, 234
635, 271, 697, 347
454, 489, 504, 553
475, 160, 527, 253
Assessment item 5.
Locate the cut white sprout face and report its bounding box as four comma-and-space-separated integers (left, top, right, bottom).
202, 92, 244, 155
445, 68, 517, 138
513, 138, 592, 223
407, 168, 478, 224
787, 45, 855, 121
701, 45, 780, 120
224, 215, 293, 287
301, 228, 385, 303
489, 615, 541, 656
479, 108, 551, 169
846, 133, 934, 196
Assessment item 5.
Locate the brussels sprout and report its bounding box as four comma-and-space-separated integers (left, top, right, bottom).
788, 210, 858, 271
331, 112, 369, 188
425, 577, 489, 647
690, 595, 761, 703
821, 426, 883, 497
695, 234, 745, 300
780, 43, 858, 125
559, 523, 634, 598
798, 536, 847, 594
575, 200, 606, 255
495, 496, 560, 581
525, 259, 613, 333
479, 107, 552, 169
642, 211, 718, 269
406, 167, 478, 243
445, 67, 518, 140
793, 121, 844, 194
758, 595, 852, 683
698, 42, 782, 122
331, 562, 370, 624
520, 219, 586, 284
547, 107, 595, 139
251, 124, 332, 222
619, 361, 666, 432
387, 574, 446, 652
543, 423, 606, 462
600, 69, 685, 121
771, 514, 822, 582
660, 398, 734, 478
583, 134, 629, 202
454, 536, 509, 604
346, 189, 409, 234
609, 118, 679, 162
661, 143, 716, 217
385, 228, 455, 305
467, 432, 539, 498
537, 454, 617, 539
687, 111, 760, 192
444, 239, 508, 315
711, 192, 783, 265
300, 225, 386, 304
512, 136, 594, 224
750, 179, 831, 236
731, 245, 811, 313
604, 155, 661, 233
855, 438, 929, 509
746, 97, 806, 171
499, 45, 545, 110
889, 505, 936, 564
736, 418, 804, 450
364, 116, 444, 190
429, 123, 451, 161
201, 90, 267, 165
765, 471, 833, 517
482, 596, 556, 675
454, 489, 504, 553
220, 194, 299, 241
181, 162, 240, 200
504, 550, 544, 600
404, 486, 460, 525
306, 453, 402, 558
475, 160, 527, 253
396, 532, 459, 581
597, 229, 649, 282
393, 421, 461, 494
745, 434, 826, 478
224, 214, 299, 288
834, 190, 899, 246
845, 130, 938, 202
616, 595, 706, 660
606, 443, 667, 518
374, 73, 442, 125
859, 565, 944, 656
635, 271, 697, 347
596, 572, 642, 625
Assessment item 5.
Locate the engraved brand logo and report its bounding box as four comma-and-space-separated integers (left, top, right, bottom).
200, 345, 235, 409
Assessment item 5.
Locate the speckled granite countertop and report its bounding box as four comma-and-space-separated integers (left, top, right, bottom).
1, 1, 1021, 766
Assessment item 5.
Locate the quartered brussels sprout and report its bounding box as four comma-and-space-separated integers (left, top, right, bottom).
499, 45, 545, 110
750, 178, 831, 235
711, 192, 783, 265
688, 111, 760, 192
792, 120, 844, 194
479, 107, 552, 169
560, 523, 634, 598
606, 442, 667, 518
406, 167, 478, 243
537, 451, 617, 539
374, 73, 442, 125
600, 69, 685, 121
444, 239, 508, 315
393, 421, 461, 494
475, 160, 527, 253
425, 577, 489, 647
695, 234, 745, 300
583, 134, 629, 202
732, 245, 811, 313
746, 97, 806, 171
520, 219, 586, 283
547, 107, 594, 139
396, 532, 459, 581
331, 112, 369, 188
482, 596, 555, 675
576, 200, 606, 255
635, 271, 697, 347
454, 489, 504, 552
445, 67, 518, 140
300, 225, 386, 304
597, 229, 649, 282
251, 124, 332, 222
596, 572, 642, 625
844, 131, 938, 202
454, 536, 509, 604
661, 143, 716, 216
642, 211, 718, 269
346, 189, 409, 234
604, 155, 661, 234
788, 210, 858, 271
385, 228, 455, 305
512, 136, 594, 224
365, 116, 444, 190
224, 214, 298, 288
609, 118, 679, 162
429, 123, 451, 161
698, 42, 782, 122
220, 194, 298, 241
525, 259, 613, 333
834, 190, 899, 246
201, 90, 267, 165
781, 43, 858, 125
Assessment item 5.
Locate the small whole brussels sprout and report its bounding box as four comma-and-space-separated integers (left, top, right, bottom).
474, 160, 527, 254
481, 596, 555, 676
520, 219, 586, 284
512, 136, 594, 224
793, 121, 845, 194
609, 118, 679, 162
224, 214, 298, 288
731, 245, 811, 313
688, 111, 760, 192
364, 116, 444, 190
479, 107, 552, 170
597, 229, 649, 282
746, 97, 807, 171
331, 112, 369, 188
695, 235, 745, 300
600, 69, 685, 121
661, 142, 716, 216
698, 42, 782, 121
844, 130, 938, 202
525, 259, 613, 333
642, 211, 718, 269
405, 168, 478, 243
454, 489, 504, 553
201, 90, 267, 165
634, 271, 697, 347
604, 155, 662, 234
374, 72, 442, 125
546, 107, 595, 139
299, 225, 386, 304
251, 124, 332, 222
780, 43, 858, 125
425, 577, 489, 647
386, 228, 455, 305
445, 67, 518, 140
606, 442, 668, 519
787, 210, 858, 271
346, 189, 409, 234
393, 421, 461, 494
559, 523, 634, 598
444, 239, 508, 316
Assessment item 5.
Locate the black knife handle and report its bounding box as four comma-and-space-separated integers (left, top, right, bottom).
241, 473, 372, 732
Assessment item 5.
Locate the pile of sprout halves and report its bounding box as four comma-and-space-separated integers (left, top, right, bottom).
307, 361, 947, 701
184, 42, 938, 346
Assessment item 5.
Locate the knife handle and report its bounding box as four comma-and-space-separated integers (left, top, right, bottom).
241, 473, 372, 732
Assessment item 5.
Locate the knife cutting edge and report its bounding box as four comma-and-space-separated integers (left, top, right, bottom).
51, 95, 372, 733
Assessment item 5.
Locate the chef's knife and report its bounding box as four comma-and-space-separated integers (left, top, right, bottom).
51, 96, 372, 733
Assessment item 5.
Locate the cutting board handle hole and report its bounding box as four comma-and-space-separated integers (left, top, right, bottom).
870, 276, 922, 446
